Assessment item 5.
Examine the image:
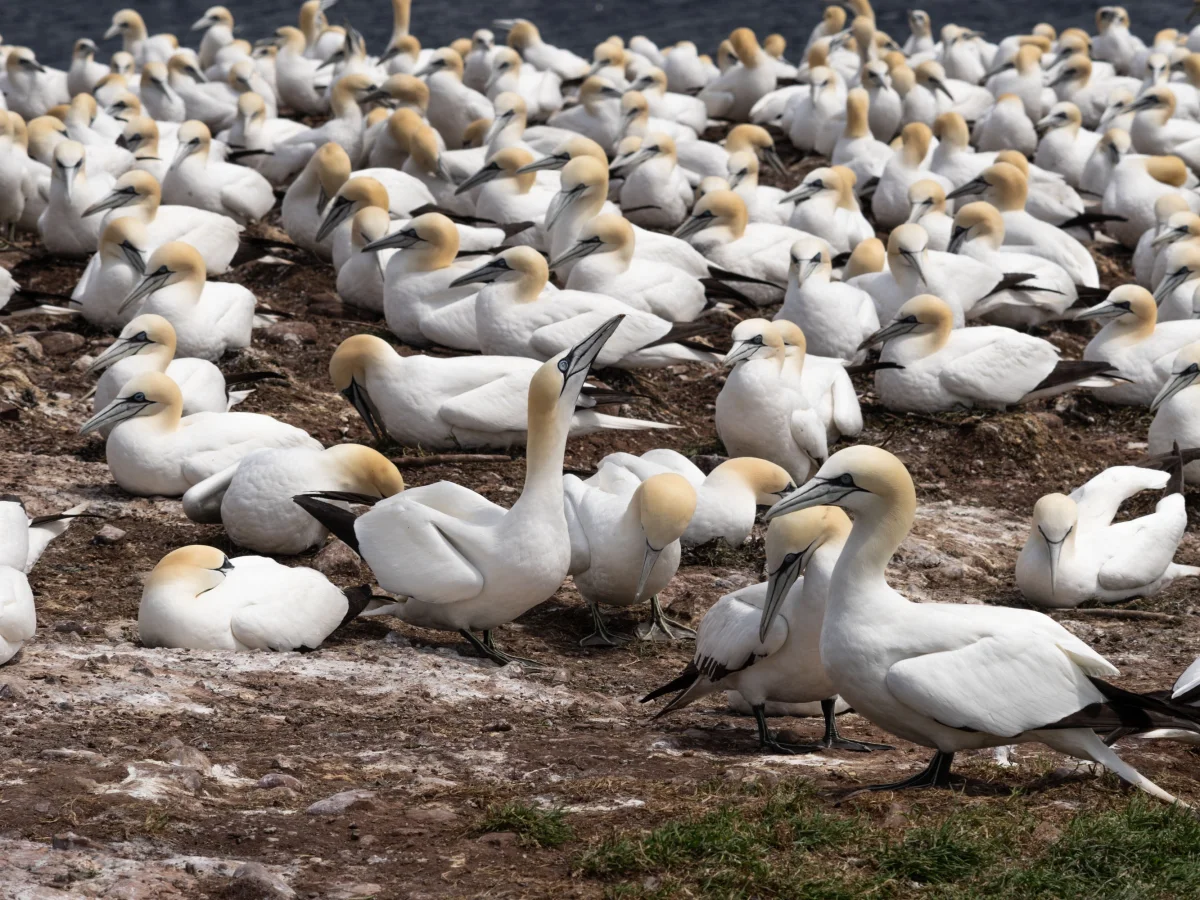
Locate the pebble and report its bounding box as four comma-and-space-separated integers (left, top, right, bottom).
483, 720, 512, 733
232, 862, 296, 898
404, 805, 460, 826
91, 525, 126, 545
477, 831, 518, 847
311, 540, 368, 580
263, 321, 318, 345
257, 773, 303, 791
72, 355, 95, 372
37, 332, 86, 356
0, 683, 25, 701
325, 884, 384, 900
51, 832, 94, 850
156, 738, 212, 774
14, 334, 44, 361
306, 789, 376, 815
383, 631, 411, 647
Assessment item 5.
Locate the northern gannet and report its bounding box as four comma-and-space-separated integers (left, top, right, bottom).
335, 206, 393, 312
781, 166, 873, 255
497, 19, 590, 81
906, 180, 953, 251
166, 55, 237, 133
162, 121, 273, 224
628, 66, 707, 135
328, 332, 670, 449
862, 59, 902, 142
831, 88, 893, 190
765, 444, 1200, 802
1017, 466, 1198, 609
772, 320, 864, 444
118, 241, 254, 361
777, 238, 878, 362
717, 319, 827, 482
546, 77, 625, 150
272, 73, 379, 175
723, 151, 790, 226
38, 141, 115, 257
608, 134, 691, 229
1102, 154, 1199, 249
1094, 8, 1144, 76
783, 66, 844, 155
564, 471, 697, 645
974, 94, 1038, 158
4, 48, 69, 120
272, 26, 330, 117
986, 44, 1050, 120
67, 39, 110, 98
1136, 197, 1195, 289
1151, 242, 1200, 322
662, 41, 713, 96
463, 30, 497, 92
105, 9, 177, 67
1150, 342, 1200, 482
454, 146, 554, 250
1034, 102, 1102, 189
280, 142, 349, 259
73, 217, 148, 329
192, 6, 235, 71
222, 93, 308, 185
698, 28, 777, 122
872, 122, 949, 230
139, 62, 187, 123
138, 545, 364, 651
182, 444, 404, 554
862, 294, 1123, 412
297, 317, 624, 666
485, 47, 562, 121
456, 246, 720, 368
645, 506, 890, 754
419, 48, 493, 150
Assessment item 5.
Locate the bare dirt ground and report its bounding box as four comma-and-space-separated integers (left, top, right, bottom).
2, 176, 1200, 899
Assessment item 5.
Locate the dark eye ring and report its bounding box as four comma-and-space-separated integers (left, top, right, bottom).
130, 392, 146, 402
557, 359, 569, 372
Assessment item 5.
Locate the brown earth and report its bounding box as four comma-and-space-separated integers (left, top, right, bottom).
2, 166, 1200, 900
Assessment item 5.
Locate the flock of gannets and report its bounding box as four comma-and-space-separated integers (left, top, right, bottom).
5, 0, 1200, 807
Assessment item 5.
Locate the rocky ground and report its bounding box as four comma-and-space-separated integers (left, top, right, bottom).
2, 182, 1200, 899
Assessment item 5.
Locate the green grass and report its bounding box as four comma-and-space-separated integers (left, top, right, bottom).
477, 801, 575, 849
574, 781, 1200, 900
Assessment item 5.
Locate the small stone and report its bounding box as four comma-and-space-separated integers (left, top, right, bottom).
404, 805, 460, 826
54, 621, 86, 634
263, 321, 319, 345
0, 683, 24, 701
311, 540, 369, 580
306, 789, 376, 815
14, 333, 44, 361
882, 803, 908, 829
383, 631, 410, 647
91, 525, 126, 545
131, 664, 153, 676
477, 831, 518, 847
232, 861, 296, 898
271, 755, 298, 771
73, 355, 96, 372
156, 737, 211, 773
490, 661, 525, 680
325, 884, 384, 900
1033, 820, 1062, 844
37, 332, 86, 356
257, 772, 303, 791
483, 720, 512, 733
51, 832, 93, 850
550, 668, 570, 683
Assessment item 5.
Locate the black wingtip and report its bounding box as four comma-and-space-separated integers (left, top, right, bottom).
27, 512, 102, 526
1031, 360, 1120, 394
223, 370, 288, 388
640, 663, 699, 705
706, 264, 785, 289
339, 584, 375, 627
845, 361, 905, 376
292, 494, 364, 555
1166, 440, 1186, 496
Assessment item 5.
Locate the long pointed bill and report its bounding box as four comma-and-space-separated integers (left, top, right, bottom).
931, 78, 954, 100
947, 225, 968, 254
343, 379, 386, 443
758, 550, 806, 643
901, 249, 927, 285
191, 15, 214, 30
673, 212, 714, 240
858, 318, 919, 350
801, 256, 822, 281
543, 185, 584, 229
1154, 269, 1191, 305
780, 182, 820, 204
548, 237, 603, 269
766, 476, 864, 521
83, 188, 134, 218
1153, 227, 1189, 249
454, 163, 502, 195
723, 339, 762, 366
448, 257, 510, 288
612, 147, 654, 173
60, 165, 78, 205
169, 140, 198, 172
1043, 534, 1065, 595
79, 395, 153, 434
517, 153, 569, 174
634, 543, 662, 604
119, 268, 173, 313
86, 334, 154, 373
120, 240, 147, 275
362, 229, 422, 252
762, 146, 787, 177
907, 199, 933, 224
315, 197, 354, 242
945, 178, 987, 201
483, 112, 513, 146
1073, 301, 1122, 321
558, 314, 624, 394
1151, 366, 1200, 411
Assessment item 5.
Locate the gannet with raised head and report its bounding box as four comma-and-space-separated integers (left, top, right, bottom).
38, 141, 116, 257
68, 39, 110, 98
4, 48, 69, 120
105, 9, 177, 67
296, 317, 624, 666
419, 47, 492, 150
831, 88, 893, 190
781, 166, 873, 255
777, 238, 878, 363
497, 19, 590, 81
772, 320, 863, 444
162, 120, 273, 223
764, 444, 1200, 803
872, 122, 950, 230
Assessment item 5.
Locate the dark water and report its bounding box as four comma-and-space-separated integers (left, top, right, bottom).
5, 0, 1191, 70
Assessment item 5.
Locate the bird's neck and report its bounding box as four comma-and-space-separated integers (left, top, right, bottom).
833, 502, 914, 605
517, 406, 568, 509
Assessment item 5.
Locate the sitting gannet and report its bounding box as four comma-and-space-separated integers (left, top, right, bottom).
716, 319, 827, 483
296, 317, 625, 667
4, 48, 69, 121
644, 507, 890, 754
38, 141, 116, 257
1102, 155, 1200, 251
1079, 286, 1200, 406
772, 320, 864, 444
73, 217, 149, 330
220, 93, 307, 185
861, 294, 1123, 413
67, 39, 111, 98
80, 372, 320, 497
272, 73, 380, 176
118, 242, 254, 361
163, 121, 274, 224
138, 545, 364, 652
495, 19, 590, 81
1135, 197, 1194, 289
1034, 101, 1102, 188
907, 180, 953, 251
831, 88, 893, 192
182, 444, 404, 554
485, 47, 563, 122
564, 471, 697, 645
1017, 466, 1198, 609
453, 146, 556, 250
453, 246, 720, 369
724, 151, 791, 226
777, 238, 878, 363
974, 94, 1038, 158
781, 166, 873, 255
105, 9, 177, 68
611, 134, 692, 230
698, 28, 777, 122
764, 444, 1200, 803
328, 333, 671, 449
546, 77, 626, 150
872, 122, 950, 230
419, 47, 493, 151
1150, 343, 1200, 483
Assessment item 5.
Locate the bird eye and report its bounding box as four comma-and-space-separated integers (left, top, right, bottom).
837, 474, 854, 487
750, 335, 764, 345
133, 331, 149, 342
783, 552, 800, 566
557, 358, 570, 372
903, 315, 919, 323
130, 392, 146, 402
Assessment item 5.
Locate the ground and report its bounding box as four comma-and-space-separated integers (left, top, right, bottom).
3, 170, 1200, 900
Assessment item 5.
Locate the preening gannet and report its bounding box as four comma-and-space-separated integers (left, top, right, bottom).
296, 317, 626, 666
138, 545, 365, 652
644, 506, 890, 754
764, 444, 1200, 803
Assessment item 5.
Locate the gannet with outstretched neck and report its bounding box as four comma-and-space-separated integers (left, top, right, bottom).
295, 317, 624, 667
764, 444, 1200, 804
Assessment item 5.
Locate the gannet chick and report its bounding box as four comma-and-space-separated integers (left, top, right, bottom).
676, 191, 832, 307
549, 215, 706, 322
764, 444, 1200, 804
162, 121, 273, 224
645, 506, 891, 754
84, 170, 242, 275
182, 444, 404, 554
138, 545, 363, 652
861, 294, 1123, 413
872, 122, 950, 230
564, 472, 697, 645
1150, 342, 1200, 483
1017, 467, 1198, 610
974, 94, 1038, 158
297, 317, 625, 667
949, 203, 1076, 327
717, 319, 827, 483
781, 167, 872, 255
454, 246, 720, 369
118, 242, 254, 361
777, 239, 877, 363
1078, 286, 1200, 405
38, 141, 116, 257
80, 372, 320, 496
87, 314, 262, 432
328, 333, 671, 449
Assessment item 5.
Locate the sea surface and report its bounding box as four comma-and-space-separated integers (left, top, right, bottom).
4, 0, 1192, 72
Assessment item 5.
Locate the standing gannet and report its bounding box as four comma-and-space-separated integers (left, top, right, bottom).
1079, 286, 1200, 405
947, 162, 1100, 287
949, 203, 1076, 327
907, 180, 953, 251
1103, 155, 1199, 249
118, 242, 254, 361
4, 48, 69, 120
862, 295, 1122, 413
781, 66, 844, 155
872, 122, 949, 230
105, 9, 176, 67
610, 134, 691, 230
496, 19, 590, 81
1150, 343, 1200, 483
80, 372, 320, 497
418, 48, 491, 150
699, 28, 777, 122
1017, 467, 1198, 609
675, 191, 831, 307
84, 170, 241, 275
162, 121, 273, 224
716, 319, 827, 483
38, 141, 116, 257
328, 333, 670, 448
182, 444, 404, 554
831, 88, 893, 190
763, 444, 1199, 802
68, 40, 110, 98
563, 472, 697, 645
781, 167, 873, 255
1093, 7, 1145, 76
974, 94, 1038, 157
87, 314, 261, 429
298, 317, 625, 666
138, 546, 364, 652
546, 77, 625, 150
645, 506, 891, 754
777, 238, 877, 363
549, 215, 705, 322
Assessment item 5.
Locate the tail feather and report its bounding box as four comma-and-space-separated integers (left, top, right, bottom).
707, 265, 785, 289
291, 494, 370, 555
1025, 361, 1126, 400
701, 277, 756, 309
27, 512, 101, 527
575, 412, 676, 432
1048, 677, 1200, 737
339, 585, 376, 627
986, 272, 1064, 298
641, 662, 700, 707
577, 386, 644, 407
650, 320, 721, 348
1058, 211, 1128, 230
845, 361, 904, 376
223, 370, 287, 388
